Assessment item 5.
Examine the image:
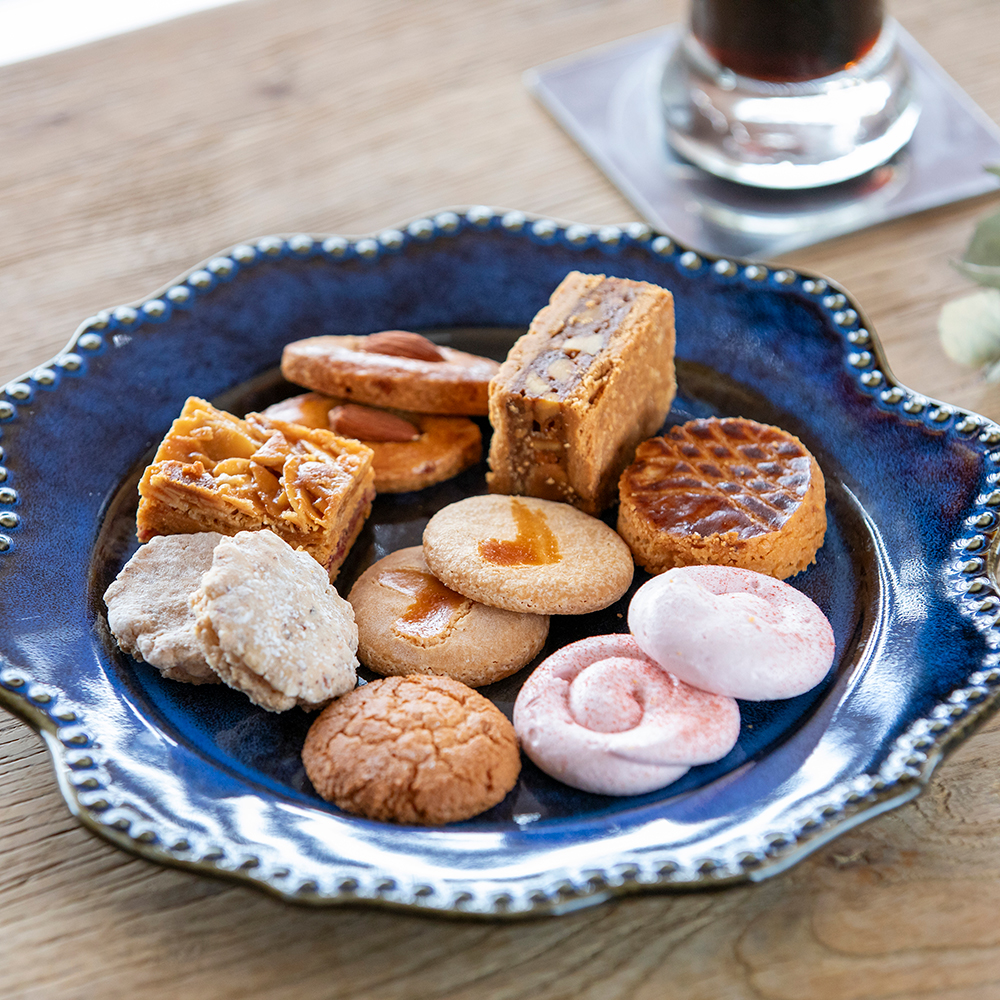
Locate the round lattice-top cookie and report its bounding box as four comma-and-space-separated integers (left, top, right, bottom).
617, 417, 826, 578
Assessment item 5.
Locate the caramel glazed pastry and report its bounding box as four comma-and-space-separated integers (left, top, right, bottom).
261, 393, 481, 494
348, 546, 549, 687
136, 396, 375, 580
617, 416, 827, 579
487, 270, 676, 514
281, 330, 501, 416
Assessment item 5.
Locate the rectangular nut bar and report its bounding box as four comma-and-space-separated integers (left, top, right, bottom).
136, 397, 375, 579
486, 271, 675, 514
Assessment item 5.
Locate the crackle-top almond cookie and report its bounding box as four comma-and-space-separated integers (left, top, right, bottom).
422, 495, 633, 615
348, 546, 549, 686
104, 532, 225, 684
191, 529, 358, 712
302, 674, 520, 825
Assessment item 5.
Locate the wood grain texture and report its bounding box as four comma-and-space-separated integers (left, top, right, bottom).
2, 1, 1000, 998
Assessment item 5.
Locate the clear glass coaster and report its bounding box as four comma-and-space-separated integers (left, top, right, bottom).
527, 25, 1000, 258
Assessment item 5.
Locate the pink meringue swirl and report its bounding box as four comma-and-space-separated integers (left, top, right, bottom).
513, 634, 740, 795
628, 566, 835, 701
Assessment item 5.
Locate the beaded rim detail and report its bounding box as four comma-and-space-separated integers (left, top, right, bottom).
0, 207, 997, 918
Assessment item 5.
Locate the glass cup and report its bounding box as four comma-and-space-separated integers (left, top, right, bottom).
660, 0, 920, 189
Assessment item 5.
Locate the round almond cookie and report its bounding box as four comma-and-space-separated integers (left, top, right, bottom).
104, 532, 225, 684
281, 331, 500, 416
191, 529, 359, 712
513, 634, 740, 795
260, 393, 482, 493
422, 495, 634, 615
348, 546, 549, 686
617, 417, 826, 579
628, 565, 835, 701
302, 674, 521, 824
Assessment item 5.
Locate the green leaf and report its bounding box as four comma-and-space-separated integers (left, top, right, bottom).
987, 165, 1000, 179
953, 258, 1000, 289
939, 288, 1000, 367
958, 207, 1000, 287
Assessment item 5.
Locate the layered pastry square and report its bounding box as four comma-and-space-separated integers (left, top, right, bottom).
136, 397, 375, 579
486, 271, 676, 514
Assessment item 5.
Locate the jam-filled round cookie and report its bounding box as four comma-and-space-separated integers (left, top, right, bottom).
302, 674, 521, 825
261, 393, 482, 494
348, 547, 549, 686
281, 331, 500, 416
617, 417, 826, 579
422, 495, 634, 615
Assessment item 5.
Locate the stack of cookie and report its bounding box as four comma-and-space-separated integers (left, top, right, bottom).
271, 329, 500, 493
105, 529, 360, 711
104, 264, 836, 826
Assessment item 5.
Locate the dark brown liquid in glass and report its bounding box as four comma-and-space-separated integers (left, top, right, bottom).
691, 0, 884, 82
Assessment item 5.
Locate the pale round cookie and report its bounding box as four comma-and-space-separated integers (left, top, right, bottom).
302, 674, 521, 824
628, 566, 835, 701
281, 331, 500, 415
422, 495, 634, 615
104, 532, 224, 684
191, 529, 359, 712
513, 634, 740, 796
260, 393, 482, 493
348, 546, 549, 686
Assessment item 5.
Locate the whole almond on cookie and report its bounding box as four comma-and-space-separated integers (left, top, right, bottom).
328, 403, 420, 442
361, 330, 446, 362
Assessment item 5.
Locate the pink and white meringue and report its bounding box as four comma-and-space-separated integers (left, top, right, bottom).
628, 565, 835, 701
513, 634, 740, 795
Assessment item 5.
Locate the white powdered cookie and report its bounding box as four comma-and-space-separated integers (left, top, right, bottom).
104, 532, 224, 684
191, 529, 359, 711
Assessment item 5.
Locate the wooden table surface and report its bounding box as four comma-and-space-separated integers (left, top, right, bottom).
3, 1, 1000, 997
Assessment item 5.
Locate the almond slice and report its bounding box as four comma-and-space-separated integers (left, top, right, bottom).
360, 330, 446, 362
328, 404, 420, 443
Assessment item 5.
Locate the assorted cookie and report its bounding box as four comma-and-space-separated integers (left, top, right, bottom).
617, 416, 826, 579
260, 392, 482, 494
302, 674, 520, 824
487, 271, 676, 514
348, 546, 549, 687
108, 268, 837, 823
281, 330, 500, 415
422, 494, 634, 615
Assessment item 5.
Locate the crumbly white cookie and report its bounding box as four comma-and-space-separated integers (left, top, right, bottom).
191, 529, 359, 711
103, 532, 224, 684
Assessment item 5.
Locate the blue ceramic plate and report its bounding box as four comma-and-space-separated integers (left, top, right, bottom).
1, 210, 998, 918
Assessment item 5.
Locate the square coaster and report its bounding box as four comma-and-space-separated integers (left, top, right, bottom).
527, 26, 1000, 259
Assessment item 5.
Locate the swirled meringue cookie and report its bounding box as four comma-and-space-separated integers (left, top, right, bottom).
628, 565, 835, 701
513, 634, 740, 796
